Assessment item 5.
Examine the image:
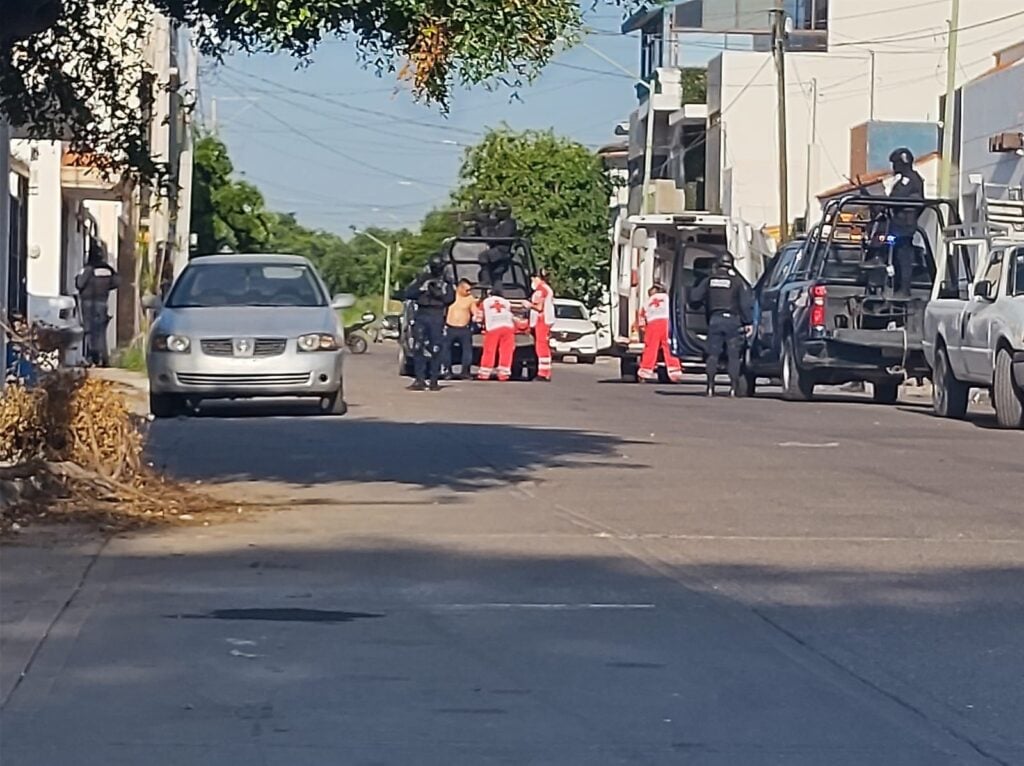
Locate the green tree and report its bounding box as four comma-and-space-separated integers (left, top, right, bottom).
455, 128, 611, 305
191, 135, 273, 253
394, 208, 461, 286
1, 0, 620, 178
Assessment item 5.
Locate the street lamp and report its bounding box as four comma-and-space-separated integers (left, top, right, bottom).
350, 226, 399, 316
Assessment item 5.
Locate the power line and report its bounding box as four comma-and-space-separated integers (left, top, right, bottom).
221, 64, 484, 138
833, 9, 1024, 47
217, 75, 451, 189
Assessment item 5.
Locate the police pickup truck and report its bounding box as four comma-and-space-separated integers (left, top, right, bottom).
923, 216, 1024, 429
743, 194, 958, 403
398, 234, 539, 380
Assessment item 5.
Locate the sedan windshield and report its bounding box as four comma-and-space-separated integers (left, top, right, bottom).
1013, 251, 1024, 296
556, 304, 587, 320
167, 263, 326, 308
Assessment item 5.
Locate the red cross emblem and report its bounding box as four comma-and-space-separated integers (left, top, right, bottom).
649, 296, 664, 308
488, 300, 505, 312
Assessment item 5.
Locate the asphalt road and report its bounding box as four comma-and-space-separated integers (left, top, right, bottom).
2, 348, 1023, 765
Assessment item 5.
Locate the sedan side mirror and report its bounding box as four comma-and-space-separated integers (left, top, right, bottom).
141, 294, 162, 311
974, 280, 992, 300
331, 293, 356, 309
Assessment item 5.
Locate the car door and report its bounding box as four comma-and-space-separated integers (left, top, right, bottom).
752, 242, 801, 368
963, 249, 1006, 380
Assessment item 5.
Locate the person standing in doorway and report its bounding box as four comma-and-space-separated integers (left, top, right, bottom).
689, 253, 753, 397
443, 278, 476, 379
477, 288, 516, 381
75, 241, 120, 367
527, 268, 555, 382
637, 284, 684, 383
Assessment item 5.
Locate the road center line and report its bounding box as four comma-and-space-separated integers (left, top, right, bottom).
429, 603, 656, 611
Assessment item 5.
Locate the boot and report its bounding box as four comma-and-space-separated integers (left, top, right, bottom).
407, 380, 427, 391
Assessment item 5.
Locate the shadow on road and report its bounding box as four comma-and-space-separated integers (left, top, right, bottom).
896, 405, 1017, 432
148, 418, 644, 491
3, 538, 1022, 763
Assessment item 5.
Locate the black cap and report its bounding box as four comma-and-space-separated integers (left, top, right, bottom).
889, 147, 914, 166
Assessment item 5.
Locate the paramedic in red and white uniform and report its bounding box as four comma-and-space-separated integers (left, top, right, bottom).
528, 269, 556, 381
477, 288, 516, 381
638, 284, 684, 382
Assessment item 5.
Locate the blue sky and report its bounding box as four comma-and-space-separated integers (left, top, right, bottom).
201, 6, 722, 236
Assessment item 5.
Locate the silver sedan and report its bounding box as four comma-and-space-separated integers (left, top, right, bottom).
145, 254, 355, 417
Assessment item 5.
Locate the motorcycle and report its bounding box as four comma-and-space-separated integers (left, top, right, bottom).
344, 312, 376, 354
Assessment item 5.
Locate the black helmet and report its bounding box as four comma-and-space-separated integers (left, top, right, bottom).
427, 254, 445, 276
718, 252, 735, 269
889, 147, 914, 167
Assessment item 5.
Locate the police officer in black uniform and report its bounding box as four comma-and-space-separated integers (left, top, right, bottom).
402, 254, 455, 391
887, 147, 925, 296
690, 252, 754, 397
477, 205, 518, 287
75, 241, 121, 367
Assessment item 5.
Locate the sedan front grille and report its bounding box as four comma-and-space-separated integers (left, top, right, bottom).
200, 338, 288, 357
176, 372, 312, 387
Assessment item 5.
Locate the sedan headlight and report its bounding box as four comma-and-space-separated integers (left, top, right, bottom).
297, 333, 339, 352
152, 334, 191, 353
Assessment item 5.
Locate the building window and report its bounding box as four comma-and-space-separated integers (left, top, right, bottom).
785, 0, 828, 30
641, 26, 664, 82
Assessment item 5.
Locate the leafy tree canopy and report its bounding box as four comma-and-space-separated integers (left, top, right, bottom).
455, 127, 611, 305
190, 134, 458, 298
2, 0, 634, 178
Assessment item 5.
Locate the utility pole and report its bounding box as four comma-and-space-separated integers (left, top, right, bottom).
869, 51, 876, 120
770, 7, 791, 244
804, 77, 819, 223
210, 96, 217, 134
0, 118, 9, 389
382, 243, 394, 316
939, 0, 961, 200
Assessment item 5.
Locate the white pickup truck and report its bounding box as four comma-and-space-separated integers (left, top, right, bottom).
924, 233, 1024, 428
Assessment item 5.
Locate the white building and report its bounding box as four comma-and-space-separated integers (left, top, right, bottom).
6, 14, 196, 357
706, 0, 1024, 233
954, 41, 1024, 226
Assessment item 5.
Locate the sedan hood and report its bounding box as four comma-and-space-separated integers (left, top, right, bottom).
154, 306, 338, 337
551, 318, 597, 334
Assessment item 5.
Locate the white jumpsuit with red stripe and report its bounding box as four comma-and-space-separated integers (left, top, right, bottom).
638, 291, 684, 381
530, 280, 556, 380
477, 296, 516, 381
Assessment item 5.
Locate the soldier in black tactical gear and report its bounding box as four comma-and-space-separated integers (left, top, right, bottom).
690, 252, 754, 397
887, 147, 925, 296
75, 241, 121, 367
402, 253, 455, 391
477, 205, 518, 287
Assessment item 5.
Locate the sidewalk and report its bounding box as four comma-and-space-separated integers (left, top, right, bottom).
89, 367, 149, 415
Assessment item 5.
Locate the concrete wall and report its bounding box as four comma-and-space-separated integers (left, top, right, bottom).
18, 141, 63, 296
957, 60, 1024, 224
709, 51, 872, 228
